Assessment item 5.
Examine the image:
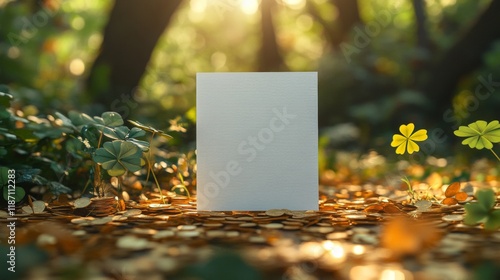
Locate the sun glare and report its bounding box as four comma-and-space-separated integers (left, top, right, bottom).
240, 0, 259, 15
190, 0, 207, 13
282, 0, 305, 9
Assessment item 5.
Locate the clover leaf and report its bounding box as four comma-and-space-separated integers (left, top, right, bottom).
93, 141, 143, 176
68, 111, 96, 127
81, 125, 101, 148
101, 126, 149, 151
0, 91, 13, 107
93, 111, 124, 127
0, 92, 13, 120
464, 188, 500, 231
102, 126, 146, 140
454, 120, 500, 150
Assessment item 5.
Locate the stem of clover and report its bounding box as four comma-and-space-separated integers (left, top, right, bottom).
402, 177, 417, 204
489, 148, 500, 162
145, 131, 167, 204
94, 131, 104, 197
171, 172, 191, 198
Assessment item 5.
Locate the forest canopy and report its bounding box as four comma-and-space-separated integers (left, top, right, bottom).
1, 0, 500, 153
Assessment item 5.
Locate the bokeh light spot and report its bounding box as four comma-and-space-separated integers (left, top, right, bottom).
69, 58, 85, 76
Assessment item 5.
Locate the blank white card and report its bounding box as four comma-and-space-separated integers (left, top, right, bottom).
196, 72, 318, 211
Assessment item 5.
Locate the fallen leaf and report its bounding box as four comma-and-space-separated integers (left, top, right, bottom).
364, 204, 383, 213
383, 203, 403, 213
455, 192, 468, 202
442, 197, 458, 206
445, 182, 461, 197
117, 198, 126, 211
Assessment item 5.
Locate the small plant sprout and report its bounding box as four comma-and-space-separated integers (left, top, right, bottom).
129, 120, 172, 204
454, 120, 500, 162
401, 177, 434, 205
73, 111, 149, 198
463, 188, 500, 231
391, 123, 428, 155
392, 123, 431, 205
171, 172, 191, 198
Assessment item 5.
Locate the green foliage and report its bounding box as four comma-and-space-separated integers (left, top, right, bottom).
0, 167, 25, 202
1, 88, 74, 202
102, 126, 149, 151
464, 189, 500, 231
94, 141, 143, 177
454, 120, 500, 162
0, 92, 13, 119
96, 111, 124, 127
128, 120, 172, 139
454, 120, 500, 150
0, 85, 177, 200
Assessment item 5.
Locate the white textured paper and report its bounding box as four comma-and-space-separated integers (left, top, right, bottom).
196, 72, 318, 211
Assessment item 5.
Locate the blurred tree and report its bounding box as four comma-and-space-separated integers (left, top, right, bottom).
86, 0, 183, 109
421, 0, 500, 119
258, 0, 286, 71
412, 0, 431, 51
410, 0, 433, 89
307, 0, 362, 49
330, 0, 362, 46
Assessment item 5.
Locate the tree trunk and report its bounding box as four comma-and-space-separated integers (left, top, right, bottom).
421, 0, 500, 118
306, 0, 362, 49
330, 0, 362, 46
86, 0, 183, 109
410, 0, 433, 88
412, 0, 431, 50
258, 0, 286, 71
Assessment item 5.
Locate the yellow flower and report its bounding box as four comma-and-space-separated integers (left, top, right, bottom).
391, 123, 428, 155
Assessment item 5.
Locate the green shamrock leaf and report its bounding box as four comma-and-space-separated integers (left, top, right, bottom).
2, 186, 25, 203
464, 188, 500, 231
484, 211, 500, 231
93, 111, 124, 127
68, 111, 96, 127
102, 126, 146, 140
101, 112, 124, 127
0, 91, 13, 107
93, 140, 143, 176
454, 120, 500, 150
54, 112, 77, 130
101, 126, 149, 151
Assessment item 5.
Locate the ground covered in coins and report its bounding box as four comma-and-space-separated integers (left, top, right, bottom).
1, 182, 500, 280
